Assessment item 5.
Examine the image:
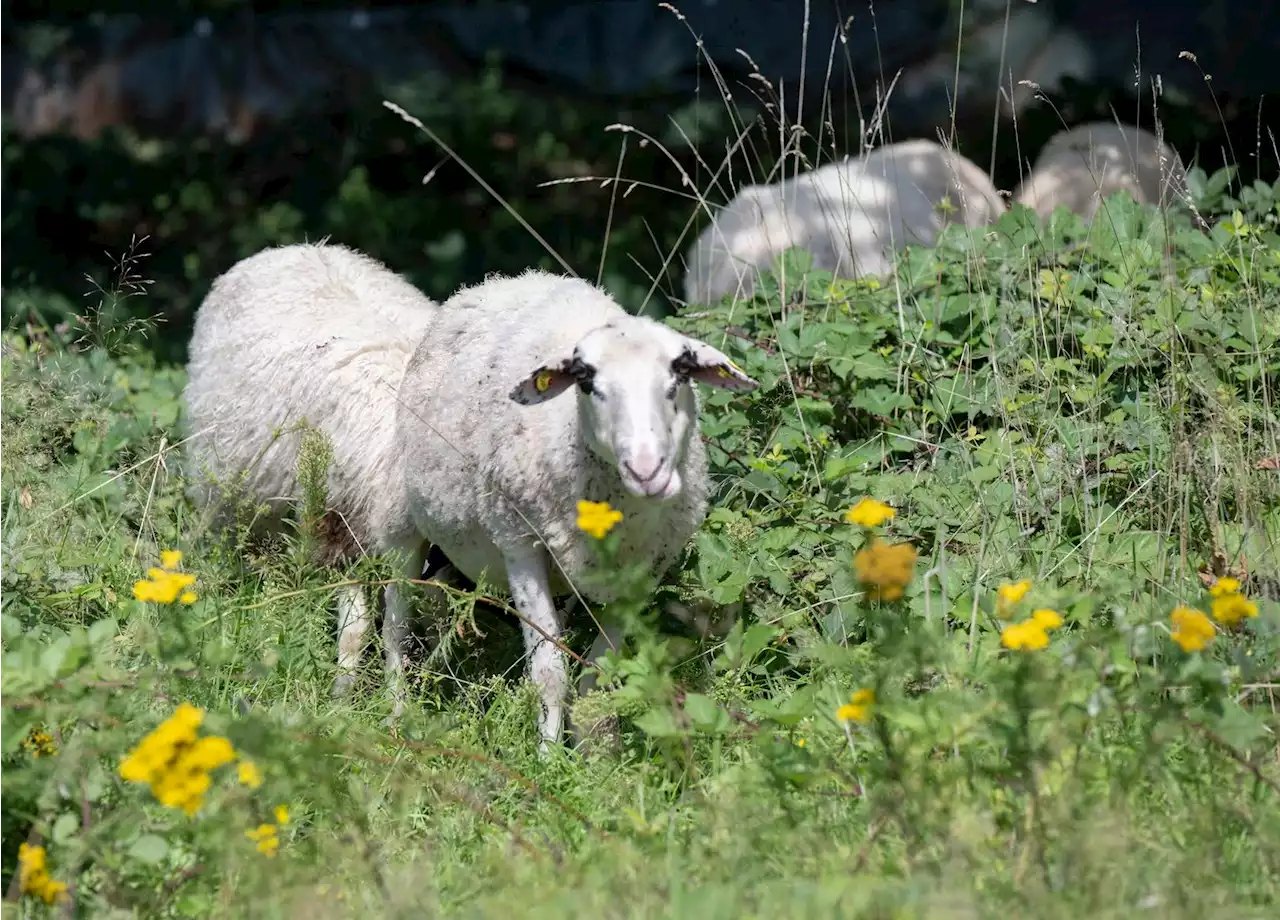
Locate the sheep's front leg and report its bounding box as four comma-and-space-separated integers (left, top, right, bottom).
334, 584, 372, 697
383, 542, 428, 720
504, 546, 567, 751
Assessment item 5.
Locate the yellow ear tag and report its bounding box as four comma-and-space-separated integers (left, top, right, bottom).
534, 370, 554, 393
717, 366, 732, 378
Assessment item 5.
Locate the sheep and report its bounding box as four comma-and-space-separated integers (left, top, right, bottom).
390, 270, 759, 748
683, 138, 1007, 306
182, 241, 440, 700
1013, 121, 1190, 221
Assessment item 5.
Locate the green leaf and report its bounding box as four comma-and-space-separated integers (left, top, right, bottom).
741, 623, 782, 663
1209, 706, 1270, 755
682, 692, 723, 731
130, 834, 170, 865
52, 813, 80, 845
633, 707, 682, 739
88, 617, 119, 647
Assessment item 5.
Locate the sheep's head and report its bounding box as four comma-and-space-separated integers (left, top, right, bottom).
509, 319, 758, 500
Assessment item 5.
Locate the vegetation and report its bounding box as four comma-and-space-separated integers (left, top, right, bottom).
3, 151, 1278, 915
4, 5, 1272, 364
5, 3, 1280, 912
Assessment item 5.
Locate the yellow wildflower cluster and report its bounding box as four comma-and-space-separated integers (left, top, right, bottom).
1208, 578, 1258, 627
853, 539, 918, 602
995, 579, 1033, 619
238, 759, 264, 789
845, 497, 895, 528
22, 727, 57, 758
18, 843, 69, 905
836, 688, 875, 725
133, 549, 198, 604
246, 805, 291, 857
118, 702, 237, 815
577, 500, 623, 539
1001, 609, 1064, 652
1170, 606, 1215, 653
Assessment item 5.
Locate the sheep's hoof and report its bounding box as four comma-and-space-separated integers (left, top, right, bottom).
331, 672, 357, 699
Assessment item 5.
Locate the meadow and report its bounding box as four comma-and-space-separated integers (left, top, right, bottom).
3, 144, 1280, 918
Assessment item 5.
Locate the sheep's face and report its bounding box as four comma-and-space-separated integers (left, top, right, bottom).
510, 320, 758, 500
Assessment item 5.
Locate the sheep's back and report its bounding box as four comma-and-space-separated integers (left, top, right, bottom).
1015, 122, 1188, 220
684, 139, 1006, 305
183, 242, 436, 558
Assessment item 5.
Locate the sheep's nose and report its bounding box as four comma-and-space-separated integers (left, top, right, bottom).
625, 454, 664, 483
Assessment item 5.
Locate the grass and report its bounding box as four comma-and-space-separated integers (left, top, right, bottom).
3, 178, 1278, 917
4, 14, 1280, 916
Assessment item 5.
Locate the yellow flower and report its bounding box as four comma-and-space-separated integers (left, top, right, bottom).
238, 759, 263, 789
153, 770, 212, 815
41, 878, 70, 904
119, 702, 204, 784
853, 539, 917, 602
1030, 608, 1063, 631
844, 498, 895, 528
133, 556, 198, 604
794, 738, 806, 749
996, 579, 1033, 618
1170, 606, 1215, 652
18, 842, 46, 878
119, 703, 237, 815
1001, 620, 1050, 651
274, 804, 290, 825
1208, 577, 1241, 597
1211, 592, 1258, 627
836, 688, 875, 724
181, 735, 236, 771
17, 844, 69, 905
576, 500, 623, 539
246, 823, 280, 857
22, 727, 57, 758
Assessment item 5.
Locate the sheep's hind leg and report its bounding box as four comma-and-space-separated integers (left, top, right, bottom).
504, 546, 567, 753
333, 584, 372, 698
383, 542, 428, 722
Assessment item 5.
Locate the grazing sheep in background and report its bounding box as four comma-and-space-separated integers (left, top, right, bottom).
683, 138, 1007, 306
393, 270, 759, 748
1013, 121, 1190, 221
183, 241, 440, 699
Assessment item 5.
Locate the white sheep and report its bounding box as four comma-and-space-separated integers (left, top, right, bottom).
183, 241, 439, 698
392, 270, 759, 748
683, 138, 1007, 306
1014, 121, 1189, 221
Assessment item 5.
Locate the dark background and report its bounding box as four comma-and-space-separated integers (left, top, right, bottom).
3, 0, 1276, 363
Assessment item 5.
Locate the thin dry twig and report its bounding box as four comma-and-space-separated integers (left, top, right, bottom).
1186, 718, 1280, 795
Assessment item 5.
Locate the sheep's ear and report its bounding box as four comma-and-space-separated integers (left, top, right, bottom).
510, 359, 577, 405
671, 337, 759, 392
